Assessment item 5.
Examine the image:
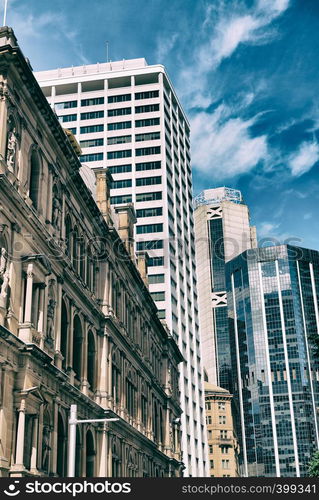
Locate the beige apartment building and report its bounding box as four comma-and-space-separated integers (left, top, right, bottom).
205, 382, 239, 477
0, 26, 183, 478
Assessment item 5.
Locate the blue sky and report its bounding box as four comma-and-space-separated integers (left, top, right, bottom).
4, 0, 319, 250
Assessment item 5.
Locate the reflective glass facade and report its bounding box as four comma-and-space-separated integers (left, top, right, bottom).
226, 245, 319, 477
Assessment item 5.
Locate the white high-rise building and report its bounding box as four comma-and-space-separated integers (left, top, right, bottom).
35, 59, 209, 476
194, 188, 257, 386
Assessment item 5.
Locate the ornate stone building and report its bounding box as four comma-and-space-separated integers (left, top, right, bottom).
0, 27, 183, 477
205, 382, 239, 477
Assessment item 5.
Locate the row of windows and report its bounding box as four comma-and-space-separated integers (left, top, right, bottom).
107, 161, 161, 173
108, 90, 159, 103
78, 118, 160, 134
136, 240, 163, 250
106, 146, 161, 159
79, 138, 103, 148
56, 91, 160, 111
109, 191, 163, 204
136, 207, 162, 217
148, 273, 165, 284
111, 176, 162, 188
136, 223, 163, 234
150, 291, 165, 302
107, 132, 160, 145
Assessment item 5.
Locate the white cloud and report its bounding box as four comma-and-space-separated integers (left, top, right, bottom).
258, 221, 280, 237
288, 141, 319, 176
176, 0, 291, 108
304, 213, 312, 220
156, 33, 179, 63
9, 8, 89, 65
190, 104, 268, 179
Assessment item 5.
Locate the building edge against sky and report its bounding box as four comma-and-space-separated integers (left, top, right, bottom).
226, 245, 319, 477
35, 58, 209, 476
194, 188, 257, 387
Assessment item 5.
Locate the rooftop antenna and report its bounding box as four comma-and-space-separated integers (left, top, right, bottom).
106, 40, 109, 63
3, 0, 8, 26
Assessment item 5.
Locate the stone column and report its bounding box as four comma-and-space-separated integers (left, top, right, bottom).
15, 399, 26, 467
38, 283, 46, 349
54, 279, 63, 368
51, 400, 58, 476
30, 416, 39, 473
98, 424, 109, 477
82, 320, 89, 395
23, 267, 33, 324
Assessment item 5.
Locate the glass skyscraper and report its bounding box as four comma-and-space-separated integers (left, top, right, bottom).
194, 188, 256, 388
226, 245, 319, 477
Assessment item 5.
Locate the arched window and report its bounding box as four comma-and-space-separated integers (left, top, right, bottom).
73, 315, 82, 381
87, 331, 96, 391
79, 237, 86, 281
29, 149, 41, 209
60, 299, 68, 371
112, 349, 121, 405
72, 226, 79, 269
86, 430, 95, 477
75, 426, 82, 477
57, 412, 67, 477
65, 215, 72, 257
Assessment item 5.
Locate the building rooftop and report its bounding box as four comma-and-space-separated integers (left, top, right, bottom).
34, 58, 149, 81
194, 187, 243, 208
204, 382, 230, 394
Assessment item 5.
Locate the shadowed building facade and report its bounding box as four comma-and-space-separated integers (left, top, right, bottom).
0, 27, 183, 478
226, 245, 319, 477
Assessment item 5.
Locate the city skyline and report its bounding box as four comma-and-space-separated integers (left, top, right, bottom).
2, 0, 319, 252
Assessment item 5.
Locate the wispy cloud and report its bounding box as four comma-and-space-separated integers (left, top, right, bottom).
175, 0, 291, 108
190, 103, 268, 178
288, 140, 319, 176
9, 6, 89, 66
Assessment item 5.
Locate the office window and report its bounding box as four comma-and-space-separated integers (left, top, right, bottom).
108, 107, 131, 117
220, 430, 228, 439
55, 100, 77, 110
108, 121, 131, 130
148, 274, 165, 284
81, 97, 104, 106
206, 416, 212, 425
136, 146, 161, 156
58, 114, 77, 123
136, 191, 162, 202
136, 223, 163, 234
218, 402, 226, 411
80, 110, 104, 120
150, 291, 165, 302
108, 164, 132, 174
222, 460, 230, 470
136, 240, 164, 251
108, 94, 131, 103
107, 135, 131, 145
148, 256, 164, 267
219, 415, 226, 425
110, 195, 132, 204
157, 310, 165, 319
220, 446, 229, 454
135, 104, 160, 113
136, 132, 160, 142
111, 179, 132, 189
136, 207, 163, 218
209, 444, 213, 454
136, 161, 161, 171
208, 430, 212, 440
210, 460, 214, 469
80, 124, 104, 134
135, 90, 159, 100
107, 150, 132, 159
206, 402, 211, 410
135, 118, 160, 128
79, 138, 104, 148
136, 176, 161, 186
80, 153, 103, 162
